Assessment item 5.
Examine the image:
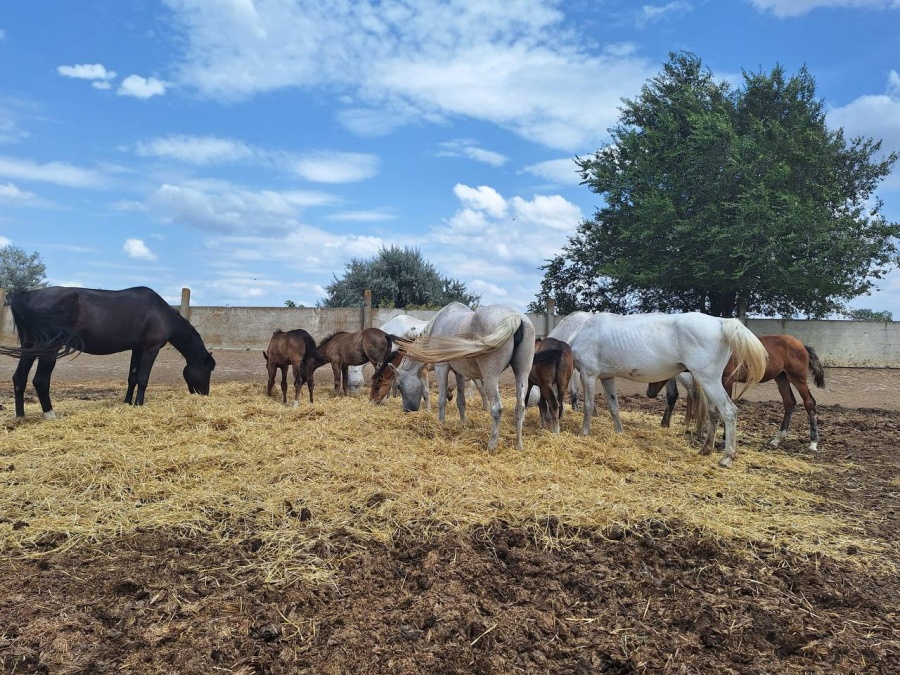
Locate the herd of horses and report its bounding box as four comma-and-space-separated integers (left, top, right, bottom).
3, 286, 827, 468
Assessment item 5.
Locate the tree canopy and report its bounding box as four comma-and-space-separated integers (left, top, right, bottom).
533, 52, 900, 318
0, 245, 48, 296
321, 246, 480, 309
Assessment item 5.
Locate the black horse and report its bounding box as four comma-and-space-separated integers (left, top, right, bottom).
1, 286, 216, 420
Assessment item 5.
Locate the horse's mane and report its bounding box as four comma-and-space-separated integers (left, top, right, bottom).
167, 309, 215, 369
317, 331, 347, 348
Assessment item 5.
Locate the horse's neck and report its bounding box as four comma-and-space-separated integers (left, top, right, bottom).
168, 316, 207, 361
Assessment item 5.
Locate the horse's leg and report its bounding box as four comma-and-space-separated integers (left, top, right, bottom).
133, 347, 161, 406
769, 373, 796, 449
570, 368, 581, 411
125, 349, 142, 404
790, 374, 819, 453
330, 362, 341, 393
661, 378, 679, 428
600, 378, 624, 433
481, 373, 503, 453
697, 381, 739, 467
544, 382, 560, 433
291, 362, 302, 407
12, 354, 37, 420
434, 365, 451, 422
579, 370, 597, 436
32, 356, 58, 420
265, 362, 277, 400
280, 366, 289, 405
420, 368, 431, 412
341, 364, 350, 396
305, 364, 315, 404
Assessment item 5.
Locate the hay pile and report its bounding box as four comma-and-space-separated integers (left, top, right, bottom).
0, 382, 886, 584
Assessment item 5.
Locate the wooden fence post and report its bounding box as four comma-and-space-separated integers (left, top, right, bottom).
180, 287, 191, 321
546, 298, 555, 336
363, 290, 372, 329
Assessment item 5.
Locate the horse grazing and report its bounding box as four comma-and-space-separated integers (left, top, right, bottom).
2, 286, 216, 420
648, 334, 826, 452
547, 311, 593, 411
527, 337, 574, 433
646, 372, 699, 430
393, 303, 535, 452
311, 328, 397, 396
570, 312, 767, 467
263, 329, 319, 406
365, 315, 429, 401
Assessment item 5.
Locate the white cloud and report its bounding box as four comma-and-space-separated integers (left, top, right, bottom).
57, 63, 117, 82
828, 70, 900, 162
452, 184, 508, 218
123, 238, 157, 261
0, 29, 6, 41
438, 140, 508, 167
117, 75, 167, 99
749, 0, 900, 17
326, 209, 395, 222
424, 183, 584, 306
0, 235, 11, 246
521, 158, 582, 185
147, 182, 340, 234
288, 151, 379, 183
0, 181, 35, 202
0, 103, 30, 145
163, 0, 657, 151
636, 2, 693, 27
134, 135, 257, 165
0, 156, 107, 188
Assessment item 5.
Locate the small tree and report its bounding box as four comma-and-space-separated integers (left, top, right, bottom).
0, 245, 48, 296
843, 308, 892, 321
284, 300, 298, 308
321, 246, 480, 309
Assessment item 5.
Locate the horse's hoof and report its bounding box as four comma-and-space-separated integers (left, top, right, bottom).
292, 401, 299, 408
43, 410, 57, 420
699, 447, 713, 456
809, 442, 818, 453
718, 456, 733, 468
14, 416, 25, 425
769, 438, 781, 448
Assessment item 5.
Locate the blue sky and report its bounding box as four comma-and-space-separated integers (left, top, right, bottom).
1, 0, 899, 314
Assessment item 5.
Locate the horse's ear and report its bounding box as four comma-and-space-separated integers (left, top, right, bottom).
388, 362, 399, 374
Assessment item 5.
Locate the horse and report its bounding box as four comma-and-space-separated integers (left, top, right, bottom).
646, 372, 699, 430
262, 329, 319, 406
1, 286, 216, 420
392, 303, 535, 452
365, 314, 429, 401
570, 312, 767, 467
310, 328, 397, 396
647, 334, 826, 452
546, 311, 593, 411
527, 337, 574, 433
347, 364, 365, 395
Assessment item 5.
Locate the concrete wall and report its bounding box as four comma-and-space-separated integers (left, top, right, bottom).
1, 302, 898, 367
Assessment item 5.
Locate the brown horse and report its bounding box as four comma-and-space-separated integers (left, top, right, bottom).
647, 334, 826, 451
263, 329, 319, 406
312, 328, 397, 396
527, 337, 574, 434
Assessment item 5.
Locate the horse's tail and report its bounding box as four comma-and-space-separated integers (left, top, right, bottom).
690, 376, 708, 435
0, 291, 83, 358
721, 319, 767, 399
805, 345, 826, 388
398, 313, 521, 364
299, 330, 319, 369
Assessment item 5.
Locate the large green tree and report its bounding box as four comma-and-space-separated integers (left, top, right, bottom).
534, 52, 900, 318
321, 246, 480, 309
0, 245, 48, 296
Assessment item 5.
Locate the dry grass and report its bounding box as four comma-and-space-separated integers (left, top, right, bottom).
0, 381, 888, 585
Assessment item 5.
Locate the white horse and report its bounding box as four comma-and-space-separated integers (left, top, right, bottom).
547, 311, 593, 411
393, 303, 535, 452
347, 364, 365, 395
570, 312, 767, 467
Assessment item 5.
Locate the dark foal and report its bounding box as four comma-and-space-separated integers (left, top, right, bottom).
527, 337, 574, 434
263, 329, 319, 406
311, 328, 397, 396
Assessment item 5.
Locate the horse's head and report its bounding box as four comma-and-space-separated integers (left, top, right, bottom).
394, 360, 424, 412
369, 368, 393, 404
185, 351, 216, 395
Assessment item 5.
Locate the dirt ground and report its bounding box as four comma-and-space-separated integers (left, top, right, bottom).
1, 350, 899, 673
